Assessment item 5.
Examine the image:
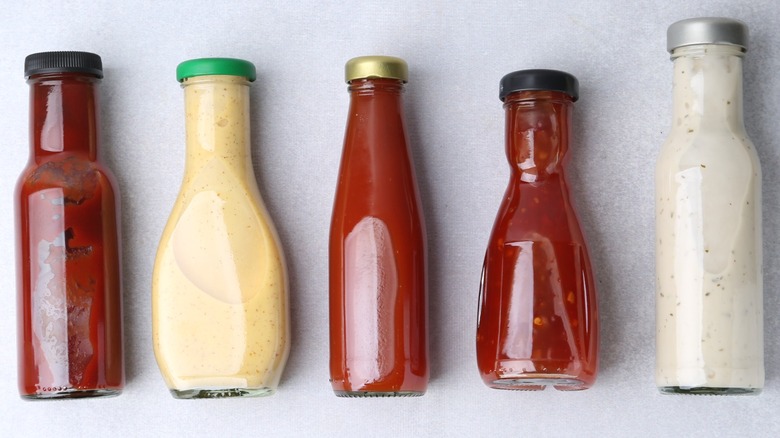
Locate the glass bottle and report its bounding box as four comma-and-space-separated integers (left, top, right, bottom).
476, 70, 598, 391
15, 51, 124, 399
152, 58, 290, 399
329, 56, 429, 397
656, 18, 763, 395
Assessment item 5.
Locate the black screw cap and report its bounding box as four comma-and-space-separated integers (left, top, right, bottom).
499, 69, 578, 102
25, 51, 103, 78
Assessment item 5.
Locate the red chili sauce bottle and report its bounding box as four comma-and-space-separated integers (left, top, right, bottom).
15, 52, 124, 399
329, 56, 429, 397
476, 70, 598, 391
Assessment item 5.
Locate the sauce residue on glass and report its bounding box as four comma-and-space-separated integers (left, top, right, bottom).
16, 70, 124, 399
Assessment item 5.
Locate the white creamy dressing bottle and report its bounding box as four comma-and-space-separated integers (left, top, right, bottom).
656, 18, 763, 395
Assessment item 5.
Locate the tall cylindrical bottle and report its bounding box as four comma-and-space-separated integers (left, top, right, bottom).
476, 70, 598, 391
329, 56, 429, 397
152, 58, 290, 399
656, 18, 763, 395
15, 51, 124, 399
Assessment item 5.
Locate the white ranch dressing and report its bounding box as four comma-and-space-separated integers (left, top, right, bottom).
655, 39, 763, 393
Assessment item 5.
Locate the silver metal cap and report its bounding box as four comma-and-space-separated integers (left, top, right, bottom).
667, 17, 748, 53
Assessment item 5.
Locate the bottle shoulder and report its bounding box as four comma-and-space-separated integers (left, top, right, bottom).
178, 154, 261, 190
658, 130, 759, 174
166, 156, 274, 222
662, 126, 754, 147
661, 114, 757, 151
490, 177, 584, 242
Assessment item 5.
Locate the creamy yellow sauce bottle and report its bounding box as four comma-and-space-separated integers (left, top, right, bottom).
152, 58, 290, 399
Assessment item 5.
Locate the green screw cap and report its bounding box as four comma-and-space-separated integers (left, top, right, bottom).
176, 58, 256, 82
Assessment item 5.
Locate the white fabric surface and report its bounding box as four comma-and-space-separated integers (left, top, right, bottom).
1, 1, 779, 436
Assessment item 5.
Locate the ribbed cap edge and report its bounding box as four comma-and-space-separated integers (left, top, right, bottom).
24, 51, 103, 78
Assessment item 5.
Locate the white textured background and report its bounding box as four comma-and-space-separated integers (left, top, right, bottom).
1, 1, 779, 436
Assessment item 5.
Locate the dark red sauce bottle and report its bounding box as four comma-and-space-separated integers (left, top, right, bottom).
329, 56, 429, 397
15, 52, 124, 399
476, 70, 598, 391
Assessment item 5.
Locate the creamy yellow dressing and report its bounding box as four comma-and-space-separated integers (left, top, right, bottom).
152, 75, 289, 397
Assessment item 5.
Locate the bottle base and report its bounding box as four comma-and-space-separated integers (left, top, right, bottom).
21, 388, 121, 400
334, 390, 424, 398
658, 386, 761, 396
488, 376, 590, 391
171, 387, 274, 399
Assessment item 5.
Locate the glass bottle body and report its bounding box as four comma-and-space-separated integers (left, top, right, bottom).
655, 45, 763, 395
329, 78, 429, 397
476, 91, 598, 391
152, 75, 290, 399
16, 73, 124, 399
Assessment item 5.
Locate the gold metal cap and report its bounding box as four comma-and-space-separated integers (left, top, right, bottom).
345, 56, 408, 83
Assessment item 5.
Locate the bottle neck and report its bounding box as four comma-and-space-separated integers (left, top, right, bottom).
503, 91, 573, 183
348, 77, 404, 109
670, 44, 745, 130
28, 73, 100, 160
182, 75, 251, 172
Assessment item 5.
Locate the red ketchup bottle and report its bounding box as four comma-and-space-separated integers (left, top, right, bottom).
476, 69, 598, 391
15, 52, 124, 399
329, 56, 429, 397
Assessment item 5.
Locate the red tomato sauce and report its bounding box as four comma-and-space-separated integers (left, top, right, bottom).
329, 78, 428, 396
